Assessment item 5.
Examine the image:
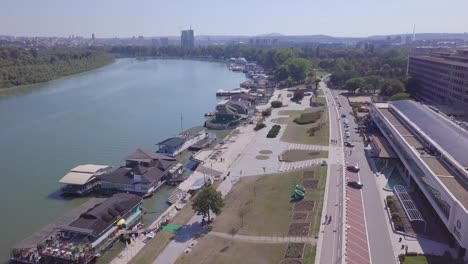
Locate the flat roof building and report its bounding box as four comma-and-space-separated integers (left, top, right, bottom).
59, 164, 112, 195
370, 100, 468, 259
408, 49, 468, 115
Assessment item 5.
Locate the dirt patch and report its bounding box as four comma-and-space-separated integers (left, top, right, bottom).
176, 236, 286, 264
303, 171, 315, 179
259, 150, 273, 155
292, 212, 308, 221
272, 117, 290, 124
281, 149, 328, 162
288, 223, 310, 236
303, 180, 318, 189
256, 155, 270, 160
284, 243, 305, 258
294, 200, 315, 212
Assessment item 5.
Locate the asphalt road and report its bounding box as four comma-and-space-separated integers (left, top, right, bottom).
317, 82, 345, 264
333, 90, 396, 264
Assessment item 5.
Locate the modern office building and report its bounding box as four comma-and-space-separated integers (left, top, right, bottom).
181, 29, 194, 47
370, 100, 468, 259
408, 49, 468, 115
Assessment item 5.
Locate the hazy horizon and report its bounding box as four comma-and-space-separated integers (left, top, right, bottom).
1, 0, 468, 38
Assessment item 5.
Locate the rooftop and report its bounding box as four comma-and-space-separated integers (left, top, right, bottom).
157, 137, 186, 148
126, 148, 176, 163
392, 100, 468, 168
15, 198, 106, 249
62, 193, 142, 236
377, 102, 468, 209
410, 54, 468, 68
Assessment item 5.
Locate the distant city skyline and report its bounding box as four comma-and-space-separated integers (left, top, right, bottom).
1, 0, 467, 38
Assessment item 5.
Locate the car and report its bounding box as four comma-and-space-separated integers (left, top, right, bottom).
344, 131, 350, 136
344, 142, 354, 147
346, 165, 360, 172
348, 181, 363, 189
341, 114, 346, 118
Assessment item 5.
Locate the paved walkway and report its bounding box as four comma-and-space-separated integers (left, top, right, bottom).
287, 143, 329, 151
278, 158, 327, 172
209, 231, 317, 244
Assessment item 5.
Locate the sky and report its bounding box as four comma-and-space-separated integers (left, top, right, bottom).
1, 0, 467, 38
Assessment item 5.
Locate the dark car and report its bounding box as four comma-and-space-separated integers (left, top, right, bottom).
348, 181, 363, 189
341, 114, 346, 118
346, 165, 360, 172
344, 142, 355, 147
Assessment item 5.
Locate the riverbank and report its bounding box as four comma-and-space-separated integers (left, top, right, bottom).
0, 58, 115, 94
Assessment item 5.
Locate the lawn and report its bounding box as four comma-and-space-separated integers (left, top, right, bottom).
403, 255, 456, 264
303, 244, 317, 264
281, 149, 328, 162
294, 111, 323, 125
213, 166, 327, 237
280, 109, 330, 146
175, 236, 287, 264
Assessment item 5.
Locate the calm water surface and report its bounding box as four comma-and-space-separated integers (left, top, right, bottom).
0, 59, 246, 262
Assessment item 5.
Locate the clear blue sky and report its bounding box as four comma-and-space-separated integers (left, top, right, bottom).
1, 0, 467, 38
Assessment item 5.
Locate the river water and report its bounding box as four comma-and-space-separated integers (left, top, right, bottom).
0, 58, 246, 262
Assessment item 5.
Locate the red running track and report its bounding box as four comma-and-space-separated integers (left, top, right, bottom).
345, 163, 371, 264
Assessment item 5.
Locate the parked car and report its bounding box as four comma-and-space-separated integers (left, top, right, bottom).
346, 165, 360, 172
344, 142, 355, 147
348, 181, 363, 189
341, 114, 346, 118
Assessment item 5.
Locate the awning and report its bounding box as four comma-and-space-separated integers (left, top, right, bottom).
116, 219, 126, 226
59, 172, 95, 185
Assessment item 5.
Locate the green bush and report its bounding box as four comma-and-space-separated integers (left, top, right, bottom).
262, 108, 272, 117
271, 100, 283, 108
254, 123, 266, 131
267, 125, 281, 138
294, 111, 322, 125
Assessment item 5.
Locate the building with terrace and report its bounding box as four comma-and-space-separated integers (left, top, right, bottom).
59, 164, 112, 195
97, 149, 178, 197
10, 194, 142, 264
370, 100, 468, 259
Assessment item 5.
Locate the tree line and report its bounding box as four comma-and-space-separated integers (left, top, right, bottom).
0, 47, 114, 89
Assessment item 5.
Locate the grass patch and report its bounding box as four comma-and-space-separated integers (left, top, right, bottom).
303, 244, 316, 264
294, 110, 322, 125
256, 155, 270, 160
213, 166, 327, 237
280, 109, 330, 146
267, 125, 281, 138
403, 255, 456, 264
281, 149, 328, 162
176, 236, 286, 264
386, 196, 404, 231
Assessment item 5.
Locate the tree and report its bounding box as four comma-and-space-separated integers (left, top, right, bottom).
404, 76, 420, 96
380, 79, 405, 96
390, 92, 411, 101
364, 75, 382, 94
344, 77, 365, 93
293, 89, 305, 100
192, 187, 225, 221
314, 79, 321, 89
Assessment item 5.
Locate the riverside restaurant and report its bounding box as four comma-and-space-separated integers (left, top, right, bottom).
11, 193, 143, 264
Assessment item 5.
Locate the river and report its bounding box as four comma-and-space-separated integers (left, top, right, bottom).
0, 58, 246, 262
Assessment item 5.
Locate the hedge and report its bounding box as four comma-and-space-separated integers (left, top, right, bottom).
387, 196, 404, 231
262, 108, 272, 117
271, 100, 283, 108
267, 125, 281, 138
254, 123, 266, 131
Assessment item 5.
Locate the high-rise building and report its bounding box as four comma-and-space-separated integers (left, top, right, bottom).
408, 49, 468, 115
91, 33, 95, 40
181, 29, 194, 47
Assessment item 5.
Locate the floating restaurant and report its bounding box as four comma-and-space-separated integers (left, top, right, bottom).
11, 193, 143, 264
